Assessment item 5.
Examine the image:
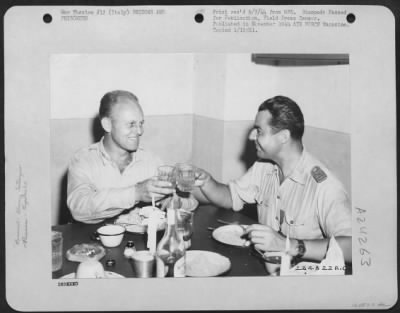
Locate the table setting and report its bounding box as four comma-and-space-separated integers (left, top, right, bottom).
52, 163, 350, 279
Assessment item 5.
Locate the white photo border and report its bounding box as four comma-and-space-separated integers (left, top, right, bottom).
4, 5, 397, 311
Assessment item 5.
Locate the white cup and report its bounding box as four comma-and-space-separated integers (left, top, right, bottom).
96, 224, 125, 247
263, 251, 284, 276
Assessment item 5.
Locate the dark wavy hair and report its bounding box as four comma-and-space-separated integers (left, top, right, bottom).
99, 90, 139, 119
258, 96, 304, 141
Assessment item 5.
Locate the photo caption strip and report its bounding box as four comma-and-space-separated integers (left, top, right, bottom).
212, 7, 352, 32
58, 7, 165, 22
53, 7, 354, 30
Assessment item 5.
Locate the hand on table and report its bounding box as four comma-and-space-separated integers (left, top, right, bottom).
135, 177, 175, 203
244, 224, 287, 252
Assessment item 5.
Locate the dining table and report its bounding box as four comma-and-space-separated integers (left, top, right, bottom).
52, 204, 352, 278
52, 204, 269, 279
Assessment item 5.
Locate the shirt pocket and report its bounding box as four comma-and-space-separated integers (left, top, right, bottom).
255, 192, 280, 230
287, 211, 324, 240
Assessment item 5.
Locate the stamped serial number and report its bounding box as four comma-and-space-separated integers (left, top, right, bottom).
294, 265, 346, 271
58, 281, 79, 287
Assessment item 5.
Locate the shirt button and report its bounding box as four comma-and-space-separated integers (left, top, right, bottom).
275, 216, 279, 220
277, 195, 280, 199
290, 220, 294, 225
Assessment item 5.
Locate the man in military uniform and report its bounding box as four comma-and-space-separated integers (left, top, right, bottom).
194, 96, 352, 263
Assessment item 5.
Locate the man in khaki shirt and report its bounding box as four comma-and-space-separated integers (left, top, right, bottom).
67, 90, 175, 223
194, 96, 352, 263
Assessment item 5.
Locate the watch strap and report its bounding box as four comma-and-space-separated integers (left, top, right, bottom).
295, 239, 306, 259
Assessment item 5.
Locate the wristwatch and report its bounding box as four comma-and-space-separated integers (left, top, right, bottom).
295, 239, 306, 259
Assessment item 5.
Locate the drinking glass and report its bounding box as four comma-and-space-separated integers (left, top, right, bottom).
157, 165, 177, 188
175, 163, 196, 192
130, 250, 155, 278
177, 209, 194, 249
52, 230, 63, 272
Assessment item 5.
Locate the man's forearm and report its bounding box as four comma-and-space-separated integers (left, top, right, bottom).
289, 236, 352, 263
199, 178, 233, 209
191, 188, 210, 204
67, 185, 137, 223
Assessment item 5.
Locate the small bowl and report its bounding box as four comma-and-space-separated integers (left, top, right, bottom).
96, 224, 125, 247
263, 251, 284, 276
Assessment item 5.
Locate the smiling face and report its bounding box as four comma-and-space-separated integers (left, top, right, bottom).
103, 99, 144, 153
248, 110, 283, 161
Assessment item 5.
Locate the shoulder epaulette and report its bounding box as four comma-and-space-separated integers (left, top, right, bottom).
311, 166, 327, 183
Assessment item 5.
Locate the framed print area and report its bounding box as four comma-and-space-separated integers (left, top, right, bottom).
4, 5, 396, 311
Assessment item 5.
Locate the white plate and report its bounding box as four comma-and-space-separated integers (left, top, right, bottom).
66, 243, 106, 262
60, 271, 125, 279
115, 208, 166, 233
185, 250, 231, 277
115, 222, 166, 234
212, 224, 248, 247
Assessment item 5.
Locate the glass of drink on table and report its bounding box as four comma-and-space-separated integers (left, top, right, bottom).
52, 230, 63, 272
157, 165, 177, 189
130, 250, 155, 278
175, 163, 196, 192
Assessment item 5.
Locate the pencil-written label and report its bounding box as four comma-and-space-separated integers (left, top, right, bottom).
355, 207, 371, 267
352, 302, 391, 309
15, 165, 28, 248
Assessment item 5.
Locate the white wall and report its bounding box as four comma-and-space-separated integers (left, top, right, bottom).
192, 54, 226, 120
275, 65, 350, 133
224, 54, 279, 121
50, 53, 350, 132
50, 54, 195, 118
223, 54, 350, 133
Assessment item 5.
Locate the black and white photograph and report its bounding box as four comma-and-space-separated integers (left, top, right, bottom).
3, 5, 397, 311
50, 52, 352, 279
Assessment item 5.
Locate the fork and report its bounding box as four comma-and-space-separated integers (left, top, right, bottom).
217, 219, 247, 231
254, 247, 266, 259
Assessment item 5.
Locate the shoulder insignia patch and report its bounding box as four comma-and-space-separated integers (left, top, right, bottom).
311, 166, 327, 183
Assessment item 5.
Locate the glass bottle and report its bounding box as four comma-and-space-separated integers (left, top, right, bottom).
156, 196, 186, 277
176, 209, 193, 249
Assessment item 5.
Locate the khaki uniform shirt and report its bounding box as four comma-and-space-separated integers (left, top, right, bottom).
67, 138, 162, 224
229, 149, 351, 239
